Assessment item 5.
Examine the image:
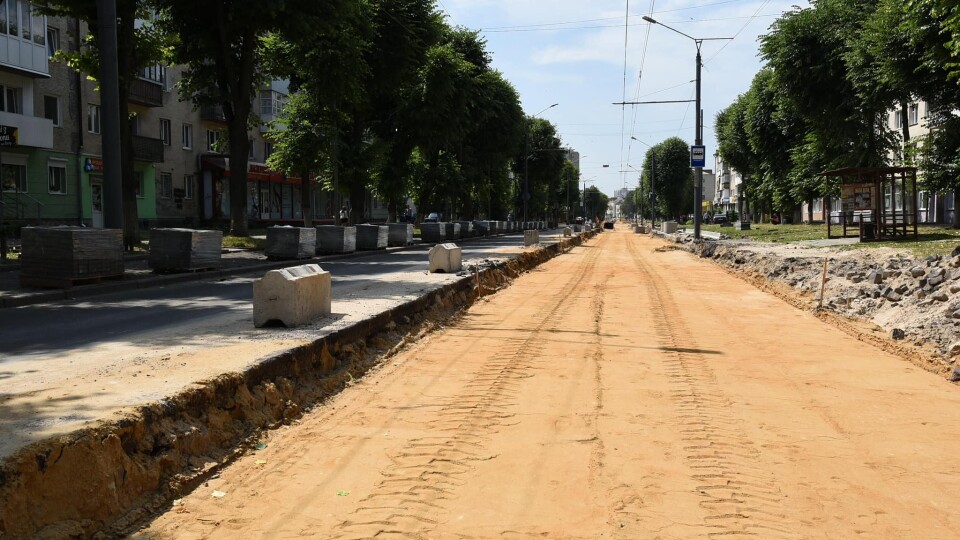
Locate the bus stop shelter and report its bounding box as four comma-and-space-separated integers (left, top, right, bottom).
820, 166, 918, 241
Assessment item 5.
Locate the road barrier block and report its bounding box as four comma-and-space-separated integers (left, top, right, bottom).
455, 221, 475, 237
443, 222, 462, 240
253, 264, 331, 327
356, 225, 388, 250
387, 223, 414, 247
429, 243, 462, 273
563, 227, 572, 237
524, 230, 540, 247
148, 228, 222, 273
315, 226, 356, 254
420, 223, 447, 243
662, 221, 678, 234
265, 226, 316, 259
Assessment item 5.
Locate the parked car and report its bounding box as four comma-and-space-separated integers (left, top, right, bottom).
424, 212, 440, 223
603, 221, 614, 230
713, 213, 728, 224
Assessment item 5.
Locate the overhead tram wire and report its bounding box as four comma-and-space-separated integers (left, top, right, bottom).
480, 14, 781, 33
706, 0, 774, 62
626, 0, 657, 178
620, 0, 631, 191
477, 0, 748, 32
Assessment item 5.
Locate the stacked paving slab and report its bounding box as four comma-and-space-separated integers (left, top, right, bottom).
20, 226, 125, 287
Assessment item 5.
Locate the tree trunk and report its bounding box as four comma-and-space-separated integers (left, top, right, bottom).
117, 4, 139, 250
228, 112, 250, 236
301, 170, 312, 227
808, 195, 814, 224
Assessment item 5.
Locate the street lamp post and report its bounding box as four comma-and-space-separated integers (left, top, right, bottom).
524, 103, 558, 223
643, 16, 729, 241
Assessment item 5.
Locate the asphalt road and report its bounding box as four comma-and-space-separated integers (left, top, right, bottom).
0, 235, 530, 358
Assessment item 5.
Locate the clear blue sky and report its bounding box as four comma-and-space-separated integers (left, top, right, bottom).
442, 0, 798, 196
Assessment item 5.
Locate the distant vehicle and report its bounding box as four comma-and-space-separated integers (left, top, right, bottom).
575, 217, 585, 225
424, 212, 440, 223
603, 221, 614, 230
713, 213, 728, 224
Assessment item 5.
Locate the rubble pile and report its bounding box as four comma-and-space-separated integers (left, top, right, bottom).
695, 241, 960, 371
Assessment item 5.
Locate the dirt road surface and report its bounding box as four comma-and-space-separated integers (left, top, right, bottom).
140, 230, 960, 539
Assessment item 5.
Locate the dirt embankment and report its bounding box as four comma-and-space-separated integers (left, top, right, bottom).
686, 237, 960, 379
0, 232, 594, 539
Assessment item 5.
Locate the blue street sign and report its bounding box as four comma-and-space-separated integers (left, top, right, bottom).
690, 145, 706, 167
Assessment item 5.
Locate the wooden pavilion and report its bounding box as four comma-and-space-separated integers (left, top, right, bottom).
820, 166, 918, 241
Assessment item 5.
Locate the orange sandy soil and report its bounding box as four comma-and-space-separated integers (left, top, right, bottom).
138, 229, 960, 539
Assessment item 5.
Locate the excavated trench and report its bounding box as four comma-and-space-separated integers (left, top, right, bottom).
0, 231, 596, 539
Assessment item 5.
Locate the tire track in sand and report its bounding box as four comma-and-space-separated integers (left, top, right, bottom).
624, 236, 799, 539
332, 238, 604, 539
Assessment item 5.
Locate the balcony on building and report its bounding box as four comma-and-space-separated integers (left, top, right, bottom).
201, 105, 227, 123
132, 135, 164, 162
0, 111, 53, 148
128, 78, 163, 107
258, 89, 287, 133
0, 3, 50, 78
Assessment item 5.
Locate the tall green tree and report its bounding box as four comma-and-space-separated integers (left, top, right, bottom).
515, 117, 565, 220
582, 185, 609, 222
646, 137, 694, 221
155, 0, 350, 235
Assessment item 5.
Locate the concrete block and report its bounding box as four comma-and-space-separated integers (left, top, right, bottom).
524, 229, 540, 246
455, 221, 474, 237
315, 225, 356, 254
356, 224, 388, 250
473, 220, 490, 236
563, 227, 572, 237
428, 243, 462, 273
420, 222, 447, 243
253, 264, 331, 328
489, 221, 499, 235
662, 221, 678, 234
265, 226, 316, 259
387, 223, 414, 246
149, 228, 222, 272
443, 222, 461, 240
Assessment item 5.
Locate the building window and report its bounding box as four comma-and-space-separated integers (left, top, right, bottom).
909, 103, 919, 125
30, 3, 41, 45
159, 118, 171, 146
206, 129, 220, 152
264, 141, 273, 160
892, 111, 903, 130
140, 64, 166, 85
46, 25, 58, 57
88, 104, 101, 133
48, 161, 66, 194
43, 95, 59, 126
183, 174, 194, 199
0, 85, 22, 114
260, 90, 286, 116
158, 172, 172, 199
134, 170, 144, 198
182, 123, 192, 149
812, 198, 822, 213
1, 162, 27, 193
248, 138, 254, 160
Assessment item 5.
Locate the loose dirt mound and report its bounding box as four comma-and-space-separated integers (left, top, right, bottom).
688, 238, 960, 378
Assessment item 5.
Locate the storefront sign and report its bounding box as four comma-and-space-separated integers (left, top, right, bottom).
0, 125, 18, 147
84, 158, 105, 172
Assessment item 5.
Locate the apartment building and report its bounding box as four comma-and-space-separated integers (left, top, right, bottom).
1, 4, 367, 230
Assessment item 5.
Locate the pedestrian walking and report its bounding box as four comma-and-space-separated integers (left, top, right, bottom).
339, 206, 349, 226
